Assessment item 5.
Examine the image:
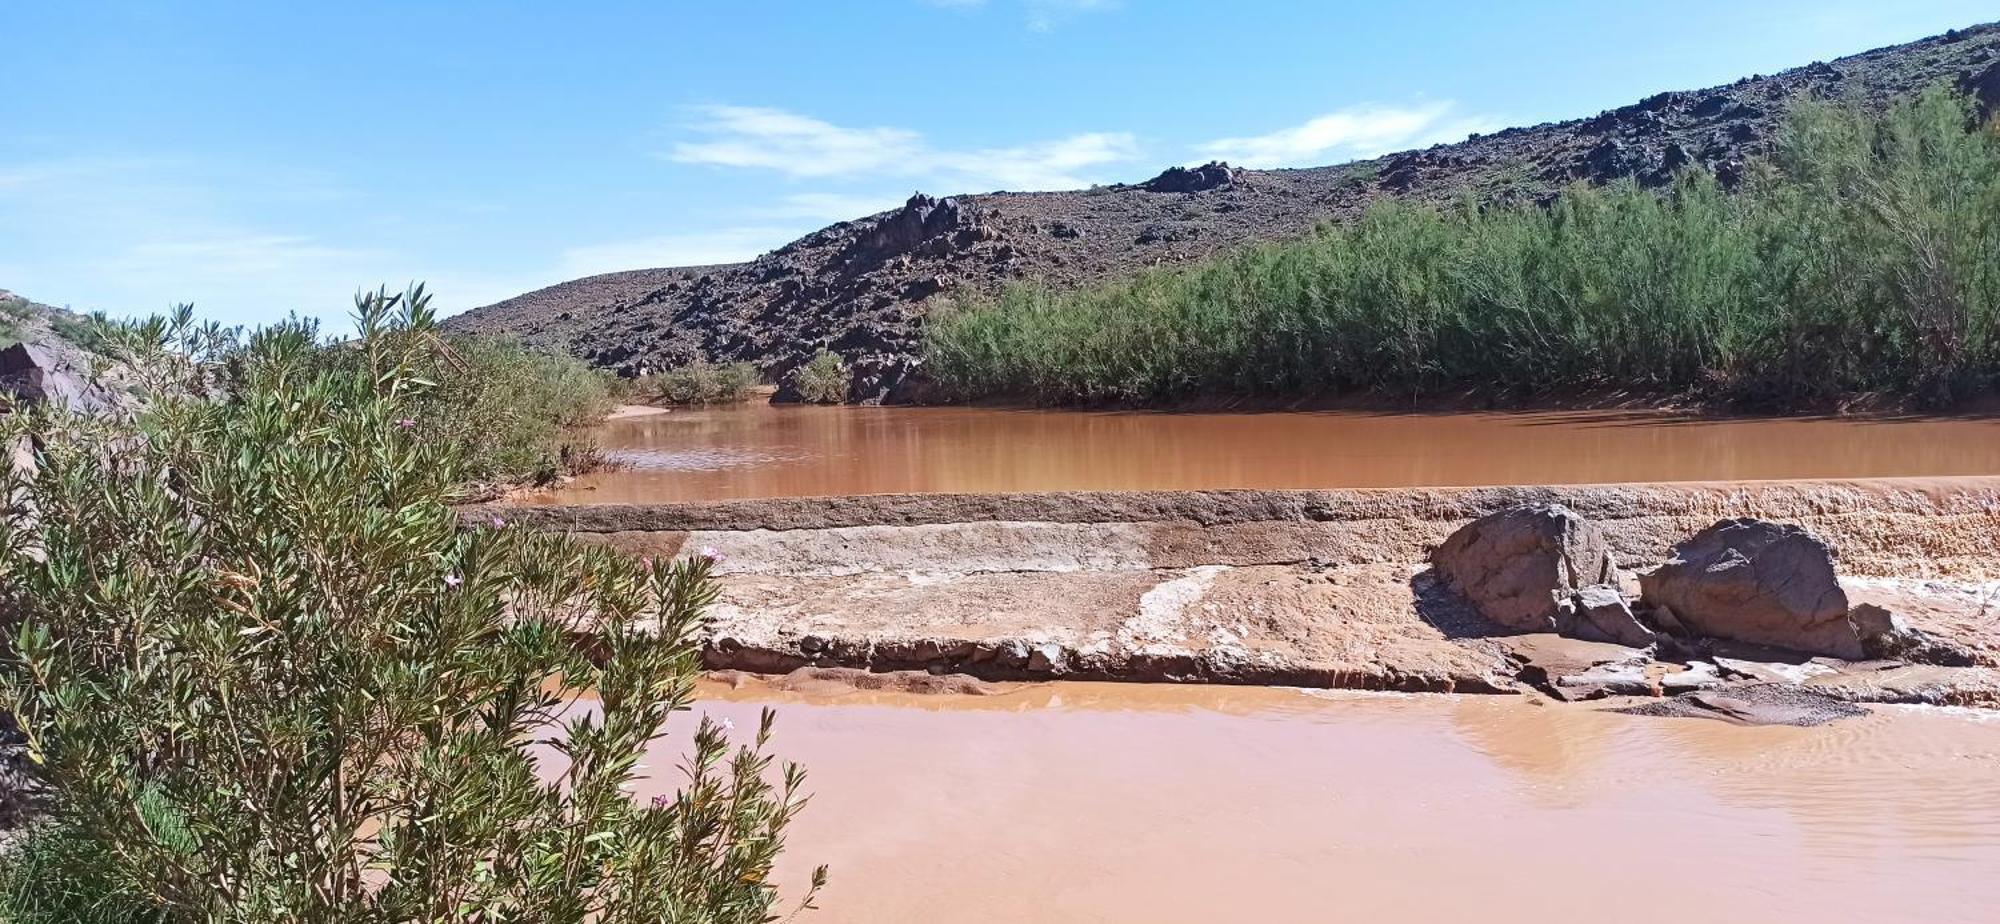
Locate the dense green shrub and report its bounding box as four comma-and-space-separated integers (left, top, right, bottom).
0, 289, 820, 923
641, 361, 761, 406
789, 350, 850, 405
390, 324, 615, 488
927, 89, 2000, 408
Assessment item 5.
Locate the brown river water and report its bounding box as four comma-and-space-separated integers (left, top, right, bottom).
534, 405, 2000, 920
604, 683, 2000, 924
530, 403, 2000, 503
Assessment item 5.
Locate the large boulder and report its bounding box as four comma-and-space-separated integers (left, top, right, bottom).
1638, 519, 1863, 659
1431, 504, 1619, 632
0, 341, 117, 414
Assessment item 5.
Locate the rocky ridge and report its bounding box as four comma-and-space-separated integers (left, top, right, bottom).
448, 24, 2000, 401
0, 289, 128, 413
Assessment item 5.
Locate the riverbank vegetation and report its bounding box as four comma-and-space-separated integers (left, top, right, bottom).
638, 360, 762, 406
927, 89, 2000, 409
790, 349, 851, 405
0, 289, 817, 922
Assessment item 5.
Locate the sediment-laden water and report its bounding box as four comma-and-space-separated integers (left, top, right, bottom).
633, 682, 2000, 924
531, 404, 2000, 503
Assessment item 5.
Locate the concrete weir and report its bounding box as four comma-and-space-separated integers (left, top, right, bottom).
478, 477, 2000, 695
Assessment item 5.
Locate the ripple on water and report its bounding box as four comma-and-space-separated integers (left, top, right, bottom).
606, 447, 806, 473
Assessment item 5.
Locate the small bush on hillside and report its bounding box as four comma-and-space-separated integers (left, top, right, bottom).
304, 292, 615, 488
643, 360, 761, 405
0, 289, 821, 923
926, 88, 2000, 409
790, 349, 850, 404
48, 312, 114, 357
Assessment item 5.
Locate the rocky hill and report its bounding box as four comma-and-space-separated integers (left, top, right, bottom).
0, 289, 128, 413
448, 23, 2000, 402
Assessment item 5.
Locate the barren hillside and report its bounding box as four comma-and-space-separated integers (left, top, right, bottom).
448, 23, 2000, 402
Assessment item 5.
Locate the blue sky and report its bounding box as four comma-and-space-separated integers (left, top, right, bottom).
4, 0, 1995, 327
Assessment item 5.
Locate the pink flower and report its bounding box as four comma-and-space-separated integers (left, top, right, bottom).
699, 546, 723, 563
443, 574, 462, 588
651, 794, 670, 809
394, 418, 417, 429
490, 515, 506, 529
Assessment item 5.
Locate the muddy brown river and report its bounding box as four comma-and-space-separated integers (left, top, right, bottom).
531, 404, 2000, 503
614, 682, 2000, 924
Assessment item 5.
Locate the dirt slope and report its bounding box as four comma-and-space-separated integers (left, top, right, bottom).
448, 23, 2000, 402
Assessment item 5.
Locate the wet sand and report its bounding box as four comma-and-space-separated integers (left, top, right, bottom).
535, 404, 2000, 503
613, 681, 2000, 924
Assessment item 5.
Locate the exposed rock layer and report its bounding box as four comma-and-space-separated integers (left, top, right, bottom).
481, 476, 2000, 700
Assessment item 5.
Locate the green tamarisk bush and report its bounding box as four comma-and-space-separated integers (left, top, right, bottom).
926, 88, 2000, 408
640, 361, 762, 406
788, 351, 850, 405
0, 288, 821, 922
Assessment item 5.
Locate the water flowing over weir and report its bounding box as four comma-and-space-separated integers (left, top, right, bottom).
482, 477, 2000, 691
495, 406, 2000, 922
518, 404, 2000, 504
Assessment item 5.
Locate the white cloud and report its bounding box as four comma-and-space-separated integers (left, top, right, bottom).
670, 105, 1139, 192
1194, 102, 1502, 169
670, 106, 924, 178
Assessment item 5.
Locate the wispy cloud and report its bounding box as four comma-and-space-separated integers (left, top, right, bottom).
670, 107, 923, 178
670, 104, 1140, 191
1025, 0, 1118, 31
921, 0, 1120, 30
0, 157, 531, 324
1193, 102, 1501, 169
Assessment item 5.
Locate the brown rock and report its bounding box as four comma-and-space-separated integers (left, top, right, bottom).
1849, 603, 1978, 667
1619, 684, 1868, 727
1638, 518, 1863, 659
1558, 584, 1657, 648
1432, 504, 1618, 632
1500, 633, 1650, 700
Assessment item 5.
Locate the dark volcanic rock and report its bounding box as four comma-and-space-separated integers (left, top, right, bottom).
1639, 519, 1864, 659
1961, 58, 2000, 115
1139, 161, 1237, 193
445, 23, 2000, 401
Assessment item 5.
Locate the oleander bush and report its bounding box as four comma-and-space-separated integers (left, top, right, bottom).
927, 88, 2000, 408
0, 288, 820, 923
